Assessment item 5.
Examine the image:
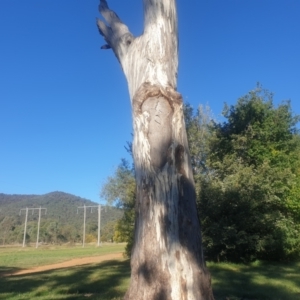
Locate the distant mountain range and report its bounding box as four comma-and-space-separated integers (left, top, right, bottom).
0, 191, 122, 225
0, 191, 123, 244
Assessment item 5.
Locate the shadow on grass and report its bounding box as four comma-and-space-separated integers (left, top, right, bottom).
1, 259, 300, 300
0, 259, 131, 300
209, 260, 300, 300
0, 267, 22, 278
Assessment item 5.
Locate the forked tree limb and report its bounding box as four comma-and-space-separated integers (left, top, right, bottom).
97, 0, 134, 61
97, 0, 178, 98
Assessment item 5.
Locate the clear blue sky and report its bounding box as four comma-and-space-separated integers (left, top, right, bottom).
1, 0, 299, 203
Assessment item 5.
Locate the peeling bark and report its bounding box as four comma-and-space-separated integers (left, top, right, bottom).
97, 1, 214, 299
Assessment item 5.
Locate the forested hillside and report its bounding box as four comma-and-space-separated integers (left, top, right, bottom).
0, 191, 123, 245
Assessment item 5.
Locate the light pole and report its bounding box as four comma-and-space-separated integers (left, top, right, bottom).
20, 207, 28, 248
97, 205, 101, 246
20, 207, 47, 248
77, 204, 105, 247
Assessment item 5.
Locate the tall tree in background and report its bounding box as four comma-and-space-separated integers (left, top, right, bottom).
184, 104, 215, 194
101, 159, 136, 256
97, 0, 214, 299
103, 88, 300, 265
199, 86, 300, 262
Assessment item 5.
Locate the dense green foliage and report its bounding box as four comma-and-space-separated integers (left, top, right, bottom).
184, 103, 215, 194
0, 192, 123, 245
104, 86, 300, 263
186, 86, 300, 262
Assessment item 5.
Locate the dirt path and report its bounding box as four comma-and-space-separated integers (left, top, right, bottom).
4, 252, 124, 277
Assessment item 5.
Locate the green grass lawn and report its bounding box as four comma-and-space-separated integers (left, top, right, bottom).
0, 259, 130, 300
0, 243, 125, 275
209, 260, 300, 300
0, 245, 299, 300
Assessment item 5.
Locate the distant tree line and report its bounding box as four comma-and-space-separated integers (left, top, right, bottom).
101, 85, 300, 262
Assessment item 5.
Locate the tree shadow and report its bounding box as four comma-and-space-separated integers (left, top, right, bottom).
209, 261, 300, 300
1, 259, 299, 299
0, 266, 22, 278
0, 259, 130, 300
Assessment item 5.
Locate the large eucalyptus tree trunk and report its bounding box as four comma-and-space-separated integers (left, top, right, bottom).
97, 1, 214, 299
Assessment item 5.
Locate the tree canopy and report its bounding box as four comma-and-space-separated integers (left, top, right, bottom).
103, 86, 300, 263
198, 86, 300, 262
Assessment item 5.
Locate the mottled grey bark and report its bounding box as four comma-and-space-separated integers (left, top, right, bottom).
97, 1, 214, 299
